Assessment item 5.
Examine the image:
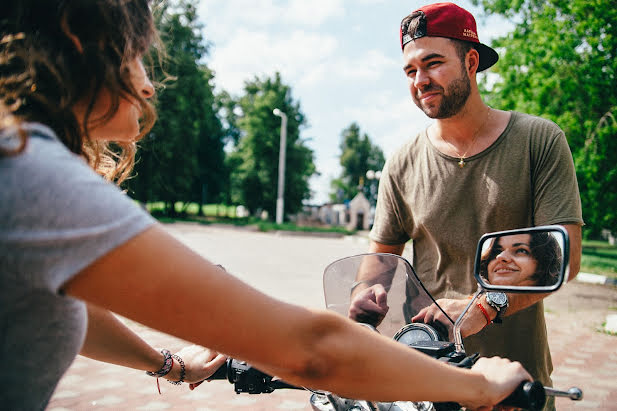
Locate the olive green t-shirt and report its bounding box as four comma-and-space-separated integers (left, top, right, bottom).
370, 111, 583, 386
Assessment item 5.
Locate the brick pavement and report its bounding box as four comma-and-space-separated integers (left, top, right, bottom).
47, 224, 617, 410
543, 282, 617, 410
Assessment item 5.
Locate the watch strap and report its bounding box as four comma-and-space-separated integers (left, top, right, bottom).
485, 293, 508, 324
492, 308, 504, 324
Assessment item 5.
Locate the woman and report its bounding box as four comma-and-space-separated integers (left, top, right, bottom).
0, 1, 531, 410
481, 232, 562, 287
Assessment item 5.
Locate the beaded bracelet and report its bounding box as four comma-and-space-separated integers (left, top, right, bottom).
146, 349, 173, 378
168, 354, 185, 385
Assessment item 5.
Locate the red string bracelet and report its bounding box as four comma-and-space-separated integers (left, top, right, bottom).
156, 361, 173, 395
476, 302, 492, 329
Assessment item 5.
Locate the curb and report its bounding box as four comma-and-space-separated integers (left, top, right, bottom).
576, 272, 617, 287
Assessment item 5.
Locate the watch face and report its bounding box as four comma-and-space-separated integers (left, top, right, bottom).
487, 292, 508, 306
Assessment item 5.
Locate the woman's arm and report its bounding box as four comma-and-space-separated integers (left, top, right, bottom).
80, 303, 226, 384
63, 224, 528, 408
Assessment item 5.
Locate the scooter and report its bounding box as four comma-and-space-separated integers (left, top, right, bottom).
208, 225, 583, 410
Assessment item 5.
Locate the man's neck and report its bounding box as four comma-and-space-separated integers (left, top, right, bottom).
431, 99, 489, 146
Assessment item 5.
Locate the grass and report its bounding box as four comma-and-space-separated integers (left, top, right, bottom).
581, 239, 617, 278
599, 322, 617, 337
255, 221, 354, 235
145, 202, 237, 218
143, 201, 355, 235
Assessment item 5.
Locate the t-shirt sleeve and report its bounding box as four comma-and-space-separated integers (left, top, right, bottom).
0, 134, 156, 293
531, 127, 584, 226
369, 159, 412, 245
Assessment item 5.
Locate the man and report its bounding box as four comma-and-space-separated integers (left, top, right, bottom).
351, 1, 583, 402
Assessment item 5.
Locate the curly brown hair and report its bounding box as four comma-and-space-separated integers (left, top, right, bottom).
480, 232, 563, 286
0, 0, 160, 183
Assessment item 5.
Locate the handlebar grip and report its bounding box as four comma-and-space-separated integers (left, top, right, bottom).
500, 381, 546, 411
207, 361, 229, 381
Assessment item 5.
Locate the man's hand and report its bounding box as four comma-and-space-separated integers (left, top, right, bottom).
412, 298, 491, 338
348, 284, 389, 327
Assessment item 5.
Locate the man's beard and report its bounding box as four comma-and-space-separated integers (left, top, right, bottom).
414, 70, 471, 119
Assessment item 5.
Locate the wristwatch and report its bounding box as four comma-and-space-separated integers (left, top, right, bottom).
485, 292, 508, 324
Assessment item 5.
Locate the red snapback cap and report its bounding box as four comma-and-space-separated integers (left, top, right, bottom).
400, 2, 498, 71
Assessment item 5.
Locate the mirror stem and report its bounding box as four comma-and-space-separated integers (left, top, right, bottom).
454, 287, 484, 352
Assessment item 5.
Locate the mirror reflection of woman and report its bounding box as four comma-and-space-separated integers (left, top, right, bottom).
481, 233, 562, 287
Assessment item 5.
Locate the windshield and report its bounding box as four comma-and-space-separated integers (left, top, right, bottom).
323, 253, 454, 339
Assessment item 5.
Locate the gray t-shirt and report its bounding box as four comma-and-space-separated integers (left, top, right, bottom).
0, 124, 155, 410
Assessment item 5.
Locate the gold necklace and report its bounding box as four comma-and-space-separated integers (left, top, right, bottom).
443, 107, 491, 168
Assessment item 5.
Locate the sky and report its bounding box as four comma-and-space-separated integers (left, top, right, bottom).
196, 0, 513, 204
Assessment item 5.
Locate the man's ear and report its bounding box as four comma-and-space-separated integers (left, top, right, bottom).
60, 14, 83, 53
466, 48, 480, 76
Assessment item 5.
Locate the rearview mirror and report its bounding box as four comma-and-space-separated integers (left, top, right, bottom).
473, 225, 569, 293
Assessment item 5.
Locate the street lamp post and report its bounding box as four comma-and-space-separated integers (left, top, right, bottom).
273, 108, 288, 225
365, 169, 381, 206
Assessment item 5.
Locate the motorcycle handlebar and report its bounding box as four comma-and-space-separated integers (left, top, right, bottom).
207, 360, 231, 382
210, 357, 546, 410
500, 380, 546, 411
206, 359, 302, 394
433, 380, 546, 411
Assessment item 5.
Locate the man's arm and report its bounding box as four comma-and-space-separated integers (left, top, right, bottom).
347, 240, 407, 324
368, 240, 406, 255
564, 223, 582, 281
351, 240, 406, 294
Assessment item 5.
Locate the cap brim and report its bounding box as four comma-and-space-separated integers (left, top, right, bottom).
474, 43, 499, 72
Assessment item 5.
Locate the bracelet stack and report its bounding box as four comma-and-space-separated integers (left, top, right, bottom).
145, 349, 185, 393
146, 349, 173, 377
167, 354, 185, 385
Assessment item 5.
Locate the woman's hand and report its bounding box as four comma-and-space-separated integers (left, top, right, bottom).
465, 356, 532, 411
165, 344, 227, 388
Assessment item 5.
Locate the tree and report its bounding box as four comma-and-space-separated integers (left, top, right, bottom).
225, 72, 316, 219
126, 0, 226, 215
330, 123, 385, 204
473, 0, 617, 236
575, 109, 617, 235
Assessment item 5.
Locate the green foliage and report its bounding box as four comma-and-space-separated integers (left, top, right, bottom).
224, 73, 316, 219
126, 0, 227, 215
473, 0, 617, 236
575, 110, 617, 235
330, 123, 385, 204
581, 239, 617, 278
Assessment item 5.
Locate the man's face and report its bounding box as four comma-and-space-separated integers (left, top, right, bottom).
402, 37, 471, 119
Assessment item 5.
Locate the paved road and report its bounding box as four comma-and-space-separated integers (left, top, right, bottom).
48, 223, 617, 410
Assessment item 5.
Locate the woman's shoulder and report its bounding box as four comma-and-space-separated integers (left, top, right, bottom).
1, 123, 93, 189
1, 122, 149, 232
